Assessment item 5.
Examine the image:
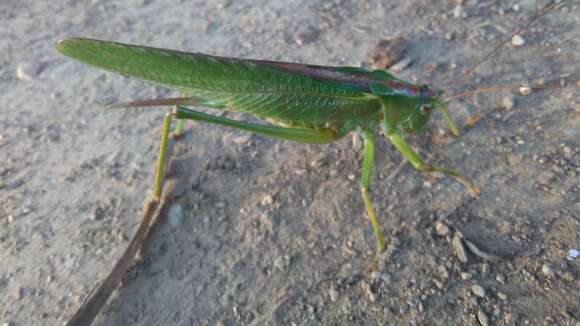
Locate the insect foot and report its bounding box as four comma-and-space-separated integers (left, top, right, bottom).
416, 164, 480, 198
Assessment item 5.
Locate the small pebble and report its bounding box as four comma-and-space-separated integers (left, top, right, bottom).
117, 231, 128, 242
168, 203, 184, 227
10, 286, 23, 300
519, 86, 532, 96
293, 27, 320, 46
339, 263, 354, 278
562, 146, 572, 154
305, 304, 315, 316
471, 284, 486, 298
433, 279, 444, 289
390, 57, 413, 72
477, 310, 490, 326
435, 221, 450, 237
399, 304, 408, 315
274, 255, 290, 271
468, 297, 479, 307
366, 289, 377, 302
567, 248, 579, 261
232, 134, 251, 145
497, 292, 508, 301
496, 274, 506, 284
511, 35, 525, 46
368, 37, 408, 70
438, 265, 450, 280
328, 287, 340, 302
261, 195, 274, 206
541, 264, 555, 278
461, 272, 473, 280
452, 233, 469, 263
347, 174, 356, 181
481, 263, 490, 277
16, 61, 43, 80
453, 5, 464, 18
502, 96, 515, 110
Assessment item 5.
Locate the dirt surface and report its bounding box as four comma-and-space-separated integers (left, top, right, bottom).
1, 0, 579, 325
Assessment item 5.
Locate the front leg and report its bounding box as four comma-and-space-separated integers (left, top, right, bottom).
384, 129, 480, 198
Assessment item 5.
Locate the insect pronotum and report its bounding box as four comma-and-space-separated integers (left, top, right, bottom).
55, 1, 566, 259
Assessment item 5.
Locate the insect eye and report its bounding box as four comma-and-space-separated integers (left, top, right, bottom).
420, 106, 431, 115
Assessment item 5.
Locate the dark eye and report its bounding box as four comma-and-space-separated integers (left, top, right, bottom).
420, 106, 431, 115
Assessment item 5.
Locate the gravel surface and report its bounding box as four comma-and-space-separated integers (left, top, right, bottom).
1, 0, 579, 325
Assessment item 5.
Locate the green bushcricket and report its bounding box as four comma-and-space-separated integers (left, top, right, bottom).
57, 37, 477, 257
55, 1, 564, 259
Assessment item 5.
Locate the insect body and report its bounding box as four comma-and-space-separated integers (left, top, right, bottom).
56, 38, 478, 256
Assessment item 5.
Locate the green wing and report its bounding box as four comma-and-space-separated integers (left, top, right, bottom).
56, 38, 380, 126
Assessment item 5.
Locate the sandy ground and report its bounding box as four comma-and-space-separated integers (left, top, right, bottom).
1, 0, 579, 325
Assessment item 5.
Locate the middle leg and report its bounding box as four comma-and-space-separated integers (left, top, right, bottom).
360, 130, 386, 257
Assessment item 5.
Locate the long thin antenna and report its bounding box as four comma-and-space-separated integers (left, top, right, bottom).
446, 0, 567, 89
443, 84, 558, 103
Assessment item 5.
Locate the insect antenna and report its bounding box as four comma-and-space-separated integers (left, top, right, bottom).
443, 0, 568, 91
442, 76, 578, 103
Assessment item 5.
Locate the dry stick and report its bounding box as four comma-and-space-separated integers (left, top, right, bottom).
438, 214, 542, 262
67, 141, 181, 326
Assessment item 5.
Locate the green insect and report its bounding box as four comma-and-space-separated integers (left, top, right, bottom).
55, 0, 564, 260
56, 37, 477, 258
